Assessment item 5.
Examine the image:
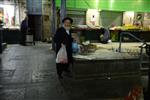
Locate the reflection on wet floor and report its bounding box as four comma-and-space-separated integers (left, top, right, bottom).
0, 43, 147, 100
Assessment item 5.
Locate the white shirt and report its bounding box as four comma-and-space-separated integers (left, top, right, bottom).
63, 25, 70, 35
66, 30, 70, 35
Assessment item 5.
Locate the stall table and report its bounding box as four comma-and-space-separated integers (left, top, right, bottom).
110, 29, 150, 42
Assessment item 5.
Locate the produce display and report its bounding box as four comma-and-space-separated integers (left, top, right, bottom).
110, 25, 150, 31
79, 43, 98, 55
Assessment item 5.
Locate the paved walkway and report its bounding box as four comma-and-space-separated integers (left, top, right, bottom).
0, 43, 145, 100
0, 43, 69, 100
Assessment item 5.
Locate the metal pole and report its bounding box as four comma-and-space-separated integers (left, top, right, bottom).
18, 0, 21, 24
148, 57, 150, 96
60, 0, 66, 26
118, 32, 144, 52
144, 44, 150, 99
118, 33, 122, 52
0, 28, 2, 53
146, 45, 150, 96
14, 0, 17, 25
52, 0, 56, 34
51, 0, 56, 50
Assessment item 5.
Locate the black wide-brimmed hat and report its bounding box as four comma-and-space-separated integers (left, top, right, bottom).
62, 17, 73, 24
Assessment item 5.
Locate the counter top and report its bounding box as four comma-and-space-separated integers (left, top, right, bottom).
109, 27, 150, 32
73, 43, 141, 60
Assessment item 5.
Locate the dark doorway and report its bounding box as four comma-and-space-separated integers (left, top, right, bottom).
28, 15, 42, 41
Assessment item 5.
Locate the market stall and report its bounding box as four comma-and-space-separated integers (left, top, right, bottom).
110, 27, 150, 42
64, 9, 150, 44
110, 11, 150, 42
71, 43, 141, 78
69, 43, 141, 97
0, 0, 26, 44
54, 0, 150, 97
52, 0, 150, 81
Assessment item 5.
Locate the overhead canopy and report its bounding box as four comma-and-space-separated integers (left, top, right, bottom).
56, 0, 150, 12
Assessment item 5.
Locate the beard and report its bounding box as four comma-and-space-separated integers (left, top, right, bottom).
64, 26, 71, 30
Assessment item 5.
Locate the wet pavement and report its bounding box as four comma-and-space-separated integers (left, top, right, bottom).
0, 43, 146, 100
0, 43, 68, 100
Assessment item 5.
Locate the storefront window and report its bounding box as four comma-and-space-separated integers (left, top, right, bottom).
0, 1, 20, 28
0, 7, 4, 25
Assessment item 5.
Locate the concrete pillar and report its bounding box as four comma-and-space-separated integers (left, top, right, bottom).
60, 0, 66, 25
51, 0, 56, 35
51, 0, 56, 50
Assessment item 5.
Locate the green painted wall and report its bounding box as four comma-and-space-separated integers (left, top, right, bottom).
100, 11, 123, 28
56, 0, 150, 12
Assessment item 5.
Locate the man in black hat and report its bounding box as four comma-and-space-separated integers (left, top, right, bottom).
54, 17, 73, 79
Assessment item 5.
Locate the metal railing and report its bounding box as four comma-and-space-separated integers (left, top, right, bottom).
118, 32, 150, 98
118, 32, 144, 52
118, 32, 146, 69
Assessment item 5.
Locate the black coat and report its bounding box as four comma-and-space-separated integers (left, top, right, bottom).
54, 27, 73, 63
20, 19, 28, 33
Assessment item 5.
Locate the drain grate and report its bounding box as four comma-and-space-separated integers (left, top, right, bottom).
0, 70, 15, 77
0, 88, 25, 100
32, 70, 55, 82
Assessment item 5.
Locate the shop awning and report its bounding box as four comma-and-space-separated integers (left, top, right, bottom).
56, 0, 150, 12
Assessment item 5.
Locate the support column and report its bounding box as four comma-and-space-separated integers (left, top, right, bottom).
60, 0, 66, 25
14, 0, 17, 25
51, 0, 56, 50
18, 0, 21, 24
51, 0, 56, 35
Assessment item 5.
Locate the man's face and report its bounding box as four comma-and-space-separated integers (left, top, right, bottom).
63, 20, 72, 30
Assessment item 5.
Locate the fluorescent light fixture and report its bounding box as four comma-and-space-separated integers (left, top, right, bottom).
110, 0, 114, 9
95, 0, 99, 9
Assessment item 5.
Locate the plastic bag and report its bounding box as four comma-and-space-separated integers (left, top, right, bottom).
56, 44, 68, 64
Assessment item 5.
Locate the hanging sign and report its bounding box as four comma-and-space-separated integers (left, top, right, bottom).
86, 9, 100, 28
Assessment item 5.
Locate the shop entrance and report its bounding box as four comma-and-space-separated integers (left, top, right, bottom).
28, 15, 42, 41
